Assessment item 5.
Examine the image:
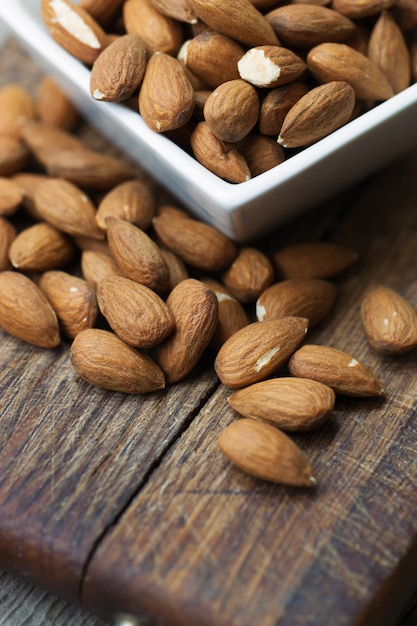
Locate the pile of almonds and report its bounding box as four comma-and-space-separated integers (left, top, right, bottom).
40, 0, 417, 183
1, 75, 417, 490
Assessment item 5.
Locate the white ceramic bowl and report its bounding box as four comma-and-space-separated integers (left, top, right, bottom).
1, 0, 417, 241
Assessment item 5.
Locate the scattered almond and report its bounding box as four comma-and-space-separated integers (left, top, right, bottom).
221, 247, 275, 303
273, 241, 358, 279
96, 179, 155, 231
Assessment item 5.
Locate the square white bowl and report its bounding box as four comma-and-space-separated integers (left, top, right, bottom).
1, 0, 417, 241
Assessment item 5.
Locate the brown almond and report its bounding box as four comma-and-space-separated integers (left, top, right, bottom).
41, 0, 108, 64
278, 80, 355, 148
106, 217, 169, 293
237, 45, 307, 88
38, 270, 97, 338
228, 377, 336, 431
81, 249, 123, 288
307, 42, 395, 100
215, 316, 309, 388
204, 79, 260, 143
259, 82, 310, 136
96, 179, 155, 231
9, 222, 76, 272
221, 247, 275, 303
123, 0, 183, 55
36, 76, 80, 130
273, 241, 358, 279
191, 0, 279, 47
218, 418, 316, 486
190, 121, 251, 183
182, 32, 244, 89
20, 120, 87, 157
12, 173, 50, 220
34, 177, 104, 240
90, 33, 147, 102
79, 0, 125, 26
360, 284, 417, 354
152, 211, 237, 272
202, 278, 250, 350
150, 0, 198, 23
156, 278, 219, 383
256, 278, 337, 327
288, 344, 385, 396
70, 328, 165, 393
236, 134, 286, 177
159, 248, 189, 290
0, 217, 17, 271
0, 271, 60, 348
0, 136, 29, 176
331, 0, 395, 19
0, 84, 35, 139
97, 275, 175, 347
0, 177, 23, 216
265, 4, 356, 48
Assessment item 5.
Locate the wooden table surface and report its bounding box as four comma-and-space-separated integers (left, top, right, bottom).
1, 35, 417, 626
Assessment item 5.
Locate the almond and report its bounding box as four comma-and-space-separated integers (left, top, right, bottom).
150, 0, 198, 23
221, 247, 275, 303
218, 418, 316, 486
331, 0, 395, 19
96, 179, 155, 231
0, 177, 23, 216
307, 42, 395, 101
81, 249, 124, 288
204, 79, 260, 143
228, 377, 335, 431
0, 136, 29, 176
41, 0, 109, 64
288, 344, 385, 396
256, 278, 337, 327
202, 278, 250, 350
0, 271, 60, 348
152, 211, 237, 272
360, 284, 417, 354
70, 328, 166, 393
191, 0, 280, 47
278, 80, 355, 148
79, 0, 125, 27
0, 218, 16, 272
106, 216, 170, 293
38, 270, 98, 338
190, 121, 251, 183
237, 45, 307, 88
97, 275, 175, 347
8, 222, 76, 272
259, 81, 310, 136
236, 134, 286, 177
273, 241, 358, 279
34, 177, 104, 240
159, 248, 189, 290
139, 52, 195, 133
181, 32, 244, 89
265, 4, 356, 48
123, 0, 183, 55
215, 316, 309, 388
12, 172, 49, 220
36, 76, 80, 130
156, 278, 218, 383
90, 33, 147, 102
20, 120, 87, 164
0, 84, 35, 139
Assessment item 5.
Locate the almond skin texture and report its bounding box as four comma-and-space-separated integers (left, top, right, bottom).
360, 285, 417, 354
273, 241, 358, 279
288, 344, 385, 396
90, 33, 147, 102
38, 270, 98, 339
218, 418, 316, 486
307, 42, 394, 101
228, 377, 336, 431
331, 0, 395, 19
123, 0, 183, 55
8, 222, 76, 272
70, 328, 166, 393
182, 32, 244, 89
139, 52, 195, 133
256, 278, 337, 327
221, 247, 274, 303
152, 212, 237, 272
215, 316, 309, 389
0, 271, 60, 348
150, 0, 197, 23
237, 134, 286, 177
97, 275, 175, 348
237, 45, 307, 88
259, 82, 310, 136
204, 79, 260, 143
96, 179, 155, 231
81, 249, 124, 289
156, 278, 219, 384
278, 80, 355, 148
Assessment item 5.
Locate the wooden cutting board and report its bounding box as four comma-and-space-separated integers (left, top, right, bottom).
1, 37, 417, 626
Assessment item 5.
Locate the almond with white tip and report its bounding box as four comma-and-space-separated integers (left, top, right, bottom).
238, 45, 307, 88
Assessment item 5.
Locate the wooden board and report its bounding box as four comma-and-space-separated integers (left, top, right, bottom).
1, 37, 417, 626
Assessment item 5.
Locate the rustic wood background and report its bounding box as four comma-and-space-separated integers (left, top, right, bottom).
1, 35, 417, 626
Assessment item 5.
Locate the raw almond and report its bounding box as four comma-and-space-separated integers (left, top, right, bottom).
97, 275, 175, 347
278, 80, 355, 148
236, 134, 286, 177
70, 328, 166, 393
79, 0, 125, 26
237, 45, 307, 88
228, 377, 335, 431
159, 247, 189, 290
218, 418, 316, 486
139, 52, 195, 133
0, 217, 16, 271
0, 136, 29, 176
96, 179, 155, 230
360, 284, 417, 354
273, 241, 358, 279
215, 316, 309, 388
181, 32, 244, 89
41, 0, 109, 65
156, 278, 219, 383
20, 120, 87, 164
307, 42, 395, 100
12, 173, 50, 220
204, 79, 260, 143
288, 344, 385, 396
152, 211, 237, 272
331, 0, 395, 19
90, 33, 147, 102
202, 278, 250, 350
0, 271, 60, 348
38, 270, 98, 338
106, 216, 169, 293
259, 81, 310, 136
256, 278, 337, 326
36, 76, 80, 130
123, 0, 183, 55
81, 249, 124, 288
8, 222, 76, 272
0, 177, 23, 216
150, 0, 198, 23
221, 247, 275, 303
0, 84, 35, 139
